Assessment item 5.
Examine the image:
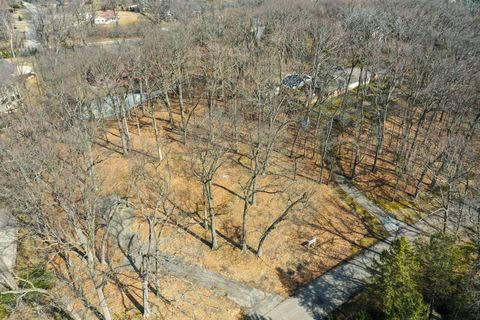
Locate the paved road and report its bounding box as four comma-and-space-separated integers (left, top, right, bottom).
106, 197, 283, 314
22, 2, 42, 50
334, 174, 407, 233
250, 175, 444, 320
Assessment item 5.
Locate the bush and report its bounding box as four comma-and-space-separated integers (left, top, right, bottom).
353, 311, 372, 320
0, 267, 56, 318
0, 50, 13, 59
20, 266, 55, 290
0, 294, 16, 319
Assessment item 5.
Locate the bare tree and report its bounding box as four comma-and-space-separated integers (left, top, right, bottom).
190, 112, 227, 250
257, 192, 308, 257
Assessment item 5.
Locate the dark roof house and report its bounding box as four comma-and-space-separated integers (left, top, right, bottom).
282, 74, 312, 90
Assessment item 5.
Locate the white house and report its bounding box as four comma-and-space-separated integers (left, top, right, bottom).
94, 10, 119, 24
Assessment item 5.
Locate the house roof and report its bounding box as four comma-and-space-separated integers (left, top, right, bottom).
280, 67, 374, 94
98, 10, 117, 19
282, 74, 312, 89
333, 67, 371, 88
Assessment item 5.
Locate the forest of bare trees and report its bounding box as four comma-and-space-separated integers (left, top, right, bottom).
0, 0, 479, 319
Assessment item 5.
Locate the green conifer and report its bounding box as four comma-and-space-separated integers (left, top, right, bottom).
371, 237, 428, 320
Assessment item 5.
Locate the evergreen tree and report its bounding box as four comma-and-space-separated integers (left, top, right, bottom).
370, 237, 428, 320
353, 310, 372, 320
416, 232, 466, 318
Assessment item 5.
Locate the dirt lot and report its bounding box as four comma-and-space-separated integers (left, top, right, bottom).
93, 104, 371, 305
107, 273, 242, 319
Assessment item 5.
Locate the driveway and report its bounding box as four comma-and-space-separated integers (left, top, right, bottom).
250, 175, 444, 319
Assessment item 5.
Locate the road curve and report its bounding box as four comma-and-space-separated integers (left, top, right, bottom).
250, 175, 443, 320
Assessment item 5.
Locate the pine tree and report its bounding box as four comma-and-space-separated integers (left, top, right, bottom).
370, 237, 428, 320
416, 232, 466, 318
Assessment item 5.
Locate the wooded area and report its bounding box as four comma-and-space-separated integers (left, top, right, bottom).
0, 0, 479, 319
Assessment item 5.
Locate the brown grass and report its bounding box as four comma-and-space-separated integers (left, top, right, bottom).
93, 102, 371, 302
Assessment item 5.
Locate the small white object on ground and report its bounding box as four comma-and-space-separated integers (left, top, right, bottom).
306, 237, 317, 248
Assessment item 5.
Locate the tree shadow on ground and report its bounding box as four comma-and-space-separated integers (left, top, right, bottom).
241, 312, 272, 320
213, 182, 243, 200
275, 263, 309, 295
110, 272, 145, 314
292, 255, 373, 320
95, 136, 157, 160
174, 215, 257, 253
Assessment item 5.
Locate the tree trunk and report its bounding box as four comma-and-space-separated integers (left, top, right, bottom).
442, 189, 451, 234
351, 146, 360, 181
177, 75, 187, 144
414, 163, 430, 199
206, 181, 218, 250
251, 174, 258, 206
151, 109, 163, 161
163, 92, 175, 129
135, 109, 141, 136
202, 185, 209, 230
289, 122, 303, 158
142, 277, 151, 318
118, 99, 132, 156
233, 102, 239, 152
319, 118, 334, 184
241, 196, 250, 252
95, 285, 112, 320
114, 101, 129, 156
372, 107, 387, 172
428, 296, 435, 320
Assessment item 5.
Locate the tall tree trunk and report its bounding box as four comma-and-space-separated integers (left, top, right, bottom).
151, 108, 163, 161
163, 92, 175, 129
251, 174, 258, 206
95, 285, 112, 320
351, 145, 360, 181
290, 123, 302, 158
206, 181, 218, 250
241, 195, 250, 252
233, 102, 240, 152
319, 118, 334, 184
372, 106, 388, 172
177, 74, 187, 143
114, 101, 129, 156
86, 247, 112, 320
202, 185, 209, 230
142, 277, 151, 318
414, 164, 429, 199
119, 99, 132, 155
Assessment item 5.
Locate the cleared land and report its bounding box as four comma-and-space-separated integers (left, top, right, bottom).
92, 102, 373, 302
